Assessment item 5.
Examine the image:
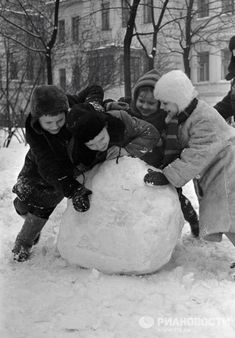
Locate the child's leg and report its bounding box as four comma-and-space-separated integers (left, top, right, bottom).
12, 176, 64, 261
177, 188, 199, 237
12, 213, 48, 261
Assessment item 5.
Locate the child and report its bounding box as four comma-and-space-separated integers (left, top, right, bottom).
12, 85, 102, 262
214, 35, 235, 121
144, 69, 235, 248
130, 69, 199, 237
66, 102, 160, 172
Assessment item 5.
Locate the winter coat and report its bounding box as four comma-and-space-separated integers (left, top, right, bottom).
16, 85, 104, 199
68, 109, 160, 171
22, 115, 75, 196
129, 69, 167, 168
162, 99, 235, 239
214, 78, 235, 120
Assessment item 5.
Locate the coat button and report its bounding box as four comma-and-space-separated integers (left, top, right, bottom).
195, 174, 200, 179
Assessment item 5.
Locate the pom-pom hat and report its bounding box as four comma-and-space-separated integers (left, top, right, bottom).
154, 70, 198, 112
30, 85, 69, 118
132, 69, 160, 102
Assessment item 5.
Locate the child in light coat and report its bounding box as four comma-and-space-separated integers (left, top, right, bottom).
144, 69, 235, 248
130, 69, 199, 237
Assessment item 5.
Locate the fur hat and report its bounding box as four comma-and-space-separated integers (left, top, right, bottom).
132, 69, 160, 102
154, 70, 198, 112
226, 36, 235, 80
30, 85, 69, 118
66, 103, 106, 143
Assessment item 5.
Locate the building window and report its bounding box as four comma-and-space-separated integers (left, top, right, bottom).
120, 55, 141, 84
72, 62, 80, 91
0, 63, 2, 88
59, 68, 66, 90
58, 19, 65, 43
102, 1, 110, 30
89, 53, 114, 86
25, 53, 34, 81
72, 16, 80, 42
122, 0, 129, 27
197, 52, 209, 81
221, 48, 231, 79
222, 0, 234, 14
130, 56, 141, 82
10, 55, 18, 80
198, 0, 209, 18
143, 0, 153, 24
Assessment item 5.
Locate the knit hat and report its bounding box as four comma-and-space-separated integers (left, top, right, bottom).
66, 103, 106, 143
30, 85, 69, 118
154, 70, 198, 112
132, 69, 160, 103
226, 36, 235, 80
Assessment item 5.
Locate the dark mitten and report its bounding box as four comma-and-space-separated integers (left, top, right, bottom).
72, 185, 92, 212
57, 175, 82, 198
143, 169, 169, 186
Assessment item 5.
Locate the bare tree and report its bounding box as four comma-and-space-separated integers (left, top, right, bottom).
0, 0, 60, 84
0, 38, 43, 147
122, 0, 176, 97
165, 0, 235, 77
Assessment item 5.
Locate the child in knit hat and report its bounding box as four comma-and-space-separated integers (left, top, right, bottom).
66, 102, 160, 173
144, 69, 235, 251
214, 35, 235, 121
130, 69, 199, 237
12, 84, 103, 262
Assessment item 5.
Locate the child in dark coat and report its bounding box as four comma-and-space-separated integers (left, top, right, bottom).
130, 69, 199, 237
214, 35, 235, 120
66, 102, 160, 175
12, 85, 103, 262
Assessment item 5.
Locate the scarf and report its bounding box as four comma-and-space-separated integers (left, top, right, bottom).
162, 98, 198, 168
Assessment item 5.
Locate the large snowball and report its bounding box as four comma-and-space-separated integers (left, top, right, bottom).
57, 157, 184, 275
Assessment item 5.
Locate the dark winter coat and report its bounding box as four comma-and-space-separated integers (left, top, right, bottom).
214, 78, 235, 120
68, 109, 160, 172
14, 85, 104, 200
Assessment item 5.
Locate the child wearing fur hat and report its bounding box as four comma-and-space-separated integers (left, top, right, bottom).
12, 84, 103, 262
214, 35, 235, 120
66, 102, 160, 174
130, 69, 199, 237
144, 69, 235, 249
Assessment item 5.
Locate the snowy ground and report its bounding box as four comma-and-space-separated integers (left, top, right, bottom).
1, 136, 235, 338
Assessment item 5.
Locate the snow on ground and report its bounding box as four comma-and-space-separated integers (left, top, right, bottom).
1, 137, 235, 338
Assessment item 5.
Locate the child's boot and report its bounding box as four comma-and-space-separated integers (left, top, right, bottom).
12, 213, 47, 262
177, 189, 199, 237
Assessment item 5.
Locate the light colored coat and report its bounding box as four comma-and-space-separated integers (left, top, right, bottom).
163, 99, 235, 240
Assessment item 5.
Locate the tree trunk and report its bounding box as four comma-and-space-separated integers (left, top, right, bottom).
123, 0, 141, 98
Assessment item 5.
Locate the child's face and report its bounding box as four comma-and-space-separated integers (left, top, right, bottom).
160, 101, 178, 123
136, 90, 159, 117
85, 127, 110, 152
39, 113, 66, 134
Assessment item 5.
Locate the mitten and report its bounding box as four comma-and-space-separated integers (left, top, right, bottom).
72, 185, 92, 212
57, 175, 82, 198
143, 169, 169, 186
105, 101, 130, 112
